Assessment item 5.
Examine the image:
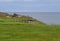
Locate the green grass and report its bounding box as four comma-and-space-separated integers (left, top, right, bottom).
0, 12, 59, 41
0, 18, 59, 41
0, 23, 60, 41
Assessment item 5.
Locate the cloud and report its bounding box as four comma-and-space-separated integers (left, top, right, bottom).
24, 0, 32, 1
0, 0, 38, 2
0, 0, 22, 2
0, 0, 14, 2
24, 0, 35, 2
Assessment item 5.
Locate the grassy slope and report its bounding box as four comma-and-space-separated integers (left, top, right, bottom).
0, 12, 59, 41
0, 24, 60, 41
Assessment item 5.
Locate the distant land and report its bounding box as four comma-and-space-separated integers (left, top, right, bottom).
0, 12, 45, 24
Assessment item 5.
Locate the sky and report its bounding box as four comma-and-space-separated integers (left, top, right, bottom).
0, 0, 60, 12
0, 0, 60, 24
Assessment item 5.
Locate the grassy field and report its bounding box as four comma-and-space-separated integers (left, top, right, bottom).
0, 12, 60, 41
0, 22, 60, 41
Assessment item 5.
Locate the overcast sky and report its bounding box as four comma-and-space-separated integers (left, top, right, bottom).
0, 0, 60, 12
